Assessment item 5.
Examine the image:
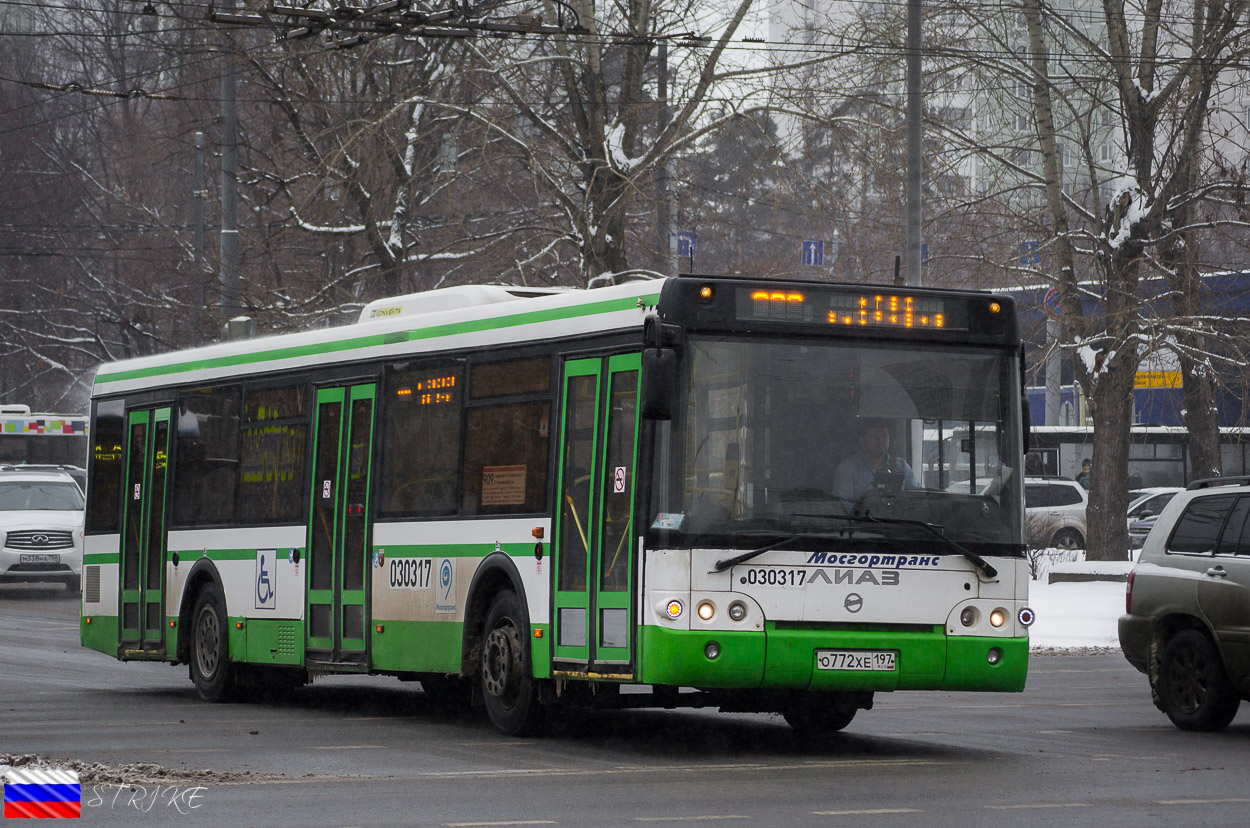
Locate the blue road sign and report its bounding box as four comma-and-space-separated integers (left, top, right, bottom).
802, 240, 825, 267
1020, 240, 1041, 266
677, 231, 696, 258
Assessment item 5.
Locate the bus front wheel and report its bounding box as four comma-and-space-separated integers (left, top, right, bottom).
189, 583, 236, 702
479, 591, 544, 736
782, 692, 863, 736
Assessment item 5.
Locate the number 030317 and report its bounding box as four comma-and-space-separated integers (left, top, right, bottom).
742, 567, 807, 587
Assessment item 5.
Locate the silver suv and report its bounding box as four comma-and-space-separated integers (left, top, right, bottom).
0, 469, 85, 592
1119, 476, 1250, 731
1024, 477, 1088, 549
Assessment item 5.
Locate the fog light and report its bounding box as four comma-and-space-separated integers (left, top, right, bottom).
990, 609, 1006, 628
665, 600, 684, 620
960, 607, 977, 627
728, 601, 747, 622
704, 641, 721, 659
987, 647, 1003, 665
697, 601, 715, 621
1018, 607, 1035, 627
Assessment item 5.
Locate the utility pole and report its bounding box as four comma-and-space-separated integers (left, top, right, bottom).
905, 0, 923, 287
193, 131, 206, 346
655, 39, 674, 275
220, 0, 241, 328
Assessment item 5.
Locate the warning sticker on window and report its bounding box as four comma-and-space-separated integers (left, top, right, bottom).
482, 465, 527, 505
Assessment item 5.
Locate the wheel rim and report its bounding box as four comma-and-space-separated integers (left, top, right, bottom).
482, 618, 522, 711
1166, 644, 1209, 714
195, 605, 220, 680
1055, 532, 1079, 550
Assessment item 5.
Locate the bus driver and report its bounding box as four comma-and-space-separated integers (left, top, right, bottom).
833, 419, 920, 505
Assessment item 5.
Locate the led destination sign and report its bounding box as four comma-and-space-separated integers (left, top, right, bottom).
735, 287, 986, 331
396, 374, 457, 405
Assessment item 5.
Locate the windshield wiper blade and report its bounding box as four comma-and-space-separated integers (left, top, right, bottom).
715, 515, 995, 580
711, 531, 852, 573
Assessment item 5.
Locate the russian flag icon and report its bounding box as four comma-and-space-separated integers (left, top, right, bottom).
3, 768, 81, 819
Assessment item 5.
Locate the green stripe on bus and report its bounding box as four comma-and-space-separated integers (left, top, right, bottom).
95, 294, 660, 385
377, 543, 535, 558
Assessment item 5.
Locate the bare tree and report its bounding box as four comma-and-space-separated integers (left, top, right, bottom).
1019, 0, 1250, 558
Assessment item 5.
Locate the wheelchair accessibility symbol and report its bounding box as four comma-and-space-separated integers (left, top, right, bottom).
255, 549, 277, 610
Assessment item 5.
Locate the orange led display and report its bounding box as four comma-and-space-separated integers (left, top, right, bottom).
825, 294, 947, 329
397, 374, 457, 405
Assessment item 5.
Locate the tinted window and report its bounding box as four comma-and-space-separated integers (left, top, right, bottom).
460, 356, 552, 516
86, 399, 125, 532
470, 357, 550, 399
460, 401, 550, 515
238, 385, 308, 524
1168, 494, 1236, 554
1025, 484, 1051, 508
1051, 484, 1083, 506
173, 387, 240, 525
378, 361, 464, 517
1217, 496, 1250, 556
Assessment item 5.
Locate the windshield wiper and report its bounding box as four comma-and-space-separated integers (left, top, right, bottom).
711, 531, 852, 573
712, 515, 998, 580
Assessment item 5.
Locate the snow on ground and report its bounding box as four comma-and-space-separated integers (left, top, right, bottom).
1027, 577, 1125, 650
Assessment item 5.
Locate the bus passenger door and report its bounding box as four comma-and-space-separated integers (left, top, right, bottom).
118, 407, 173, 658
552, 354, 641, 675
306, 384, 376, 667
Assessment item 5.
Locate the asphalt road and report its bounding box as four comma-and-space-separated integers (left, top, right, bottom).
2, 583, 1248, 828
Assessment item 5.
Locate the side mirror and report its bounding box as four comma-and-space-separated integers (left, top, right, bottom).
641, 314, 683, 421
641, 349, 679, 420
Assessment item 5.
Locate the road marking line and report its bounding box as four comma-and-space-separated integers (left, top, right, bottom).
813, 809, 924, 815
445, 822, 557, 827
633, 817, 749, 822
985, 803, 1090, 810
310, 745, 385, 750
1154, 798, 1250, 805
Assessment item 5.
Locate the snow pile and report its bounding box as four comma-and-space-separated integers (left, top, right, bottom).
1027, 570, 1126, 652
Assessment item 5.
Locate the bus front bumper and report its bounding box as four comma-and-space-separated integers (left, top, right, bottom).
638, 623, 1027, 693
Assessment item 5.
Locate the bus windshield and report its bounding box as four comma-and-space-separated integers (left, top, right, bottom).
647, 335, 1024, 556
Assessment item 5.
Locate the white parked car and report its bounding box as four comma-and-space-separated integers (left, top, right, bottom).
1024, 476, 1088, 549
0, 469, 85, 592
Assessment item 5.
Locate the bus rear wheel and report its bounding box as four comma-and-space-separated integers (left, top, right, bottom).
479, 591, 544, 736
189, 583, 236, 702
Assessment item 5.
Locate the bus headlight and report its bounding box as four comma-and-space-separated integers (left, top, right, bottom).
989, 609, 1006, 628
697, 601, 716, 621
728, 601, 747, 622
960, 607, 978, 627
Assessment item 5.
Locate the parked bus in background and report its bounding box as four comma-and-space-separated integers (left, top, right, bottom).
80, 276, 1033, 735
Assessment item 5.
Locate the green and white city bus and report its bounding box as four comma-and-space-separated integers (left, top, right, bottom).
81, 276, 1033, 735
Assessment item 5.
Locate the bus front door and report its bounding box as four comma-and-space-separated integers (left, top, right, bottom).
119, 407, 173, 659
552, 354, 641, 677
306, 384, 376, 668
